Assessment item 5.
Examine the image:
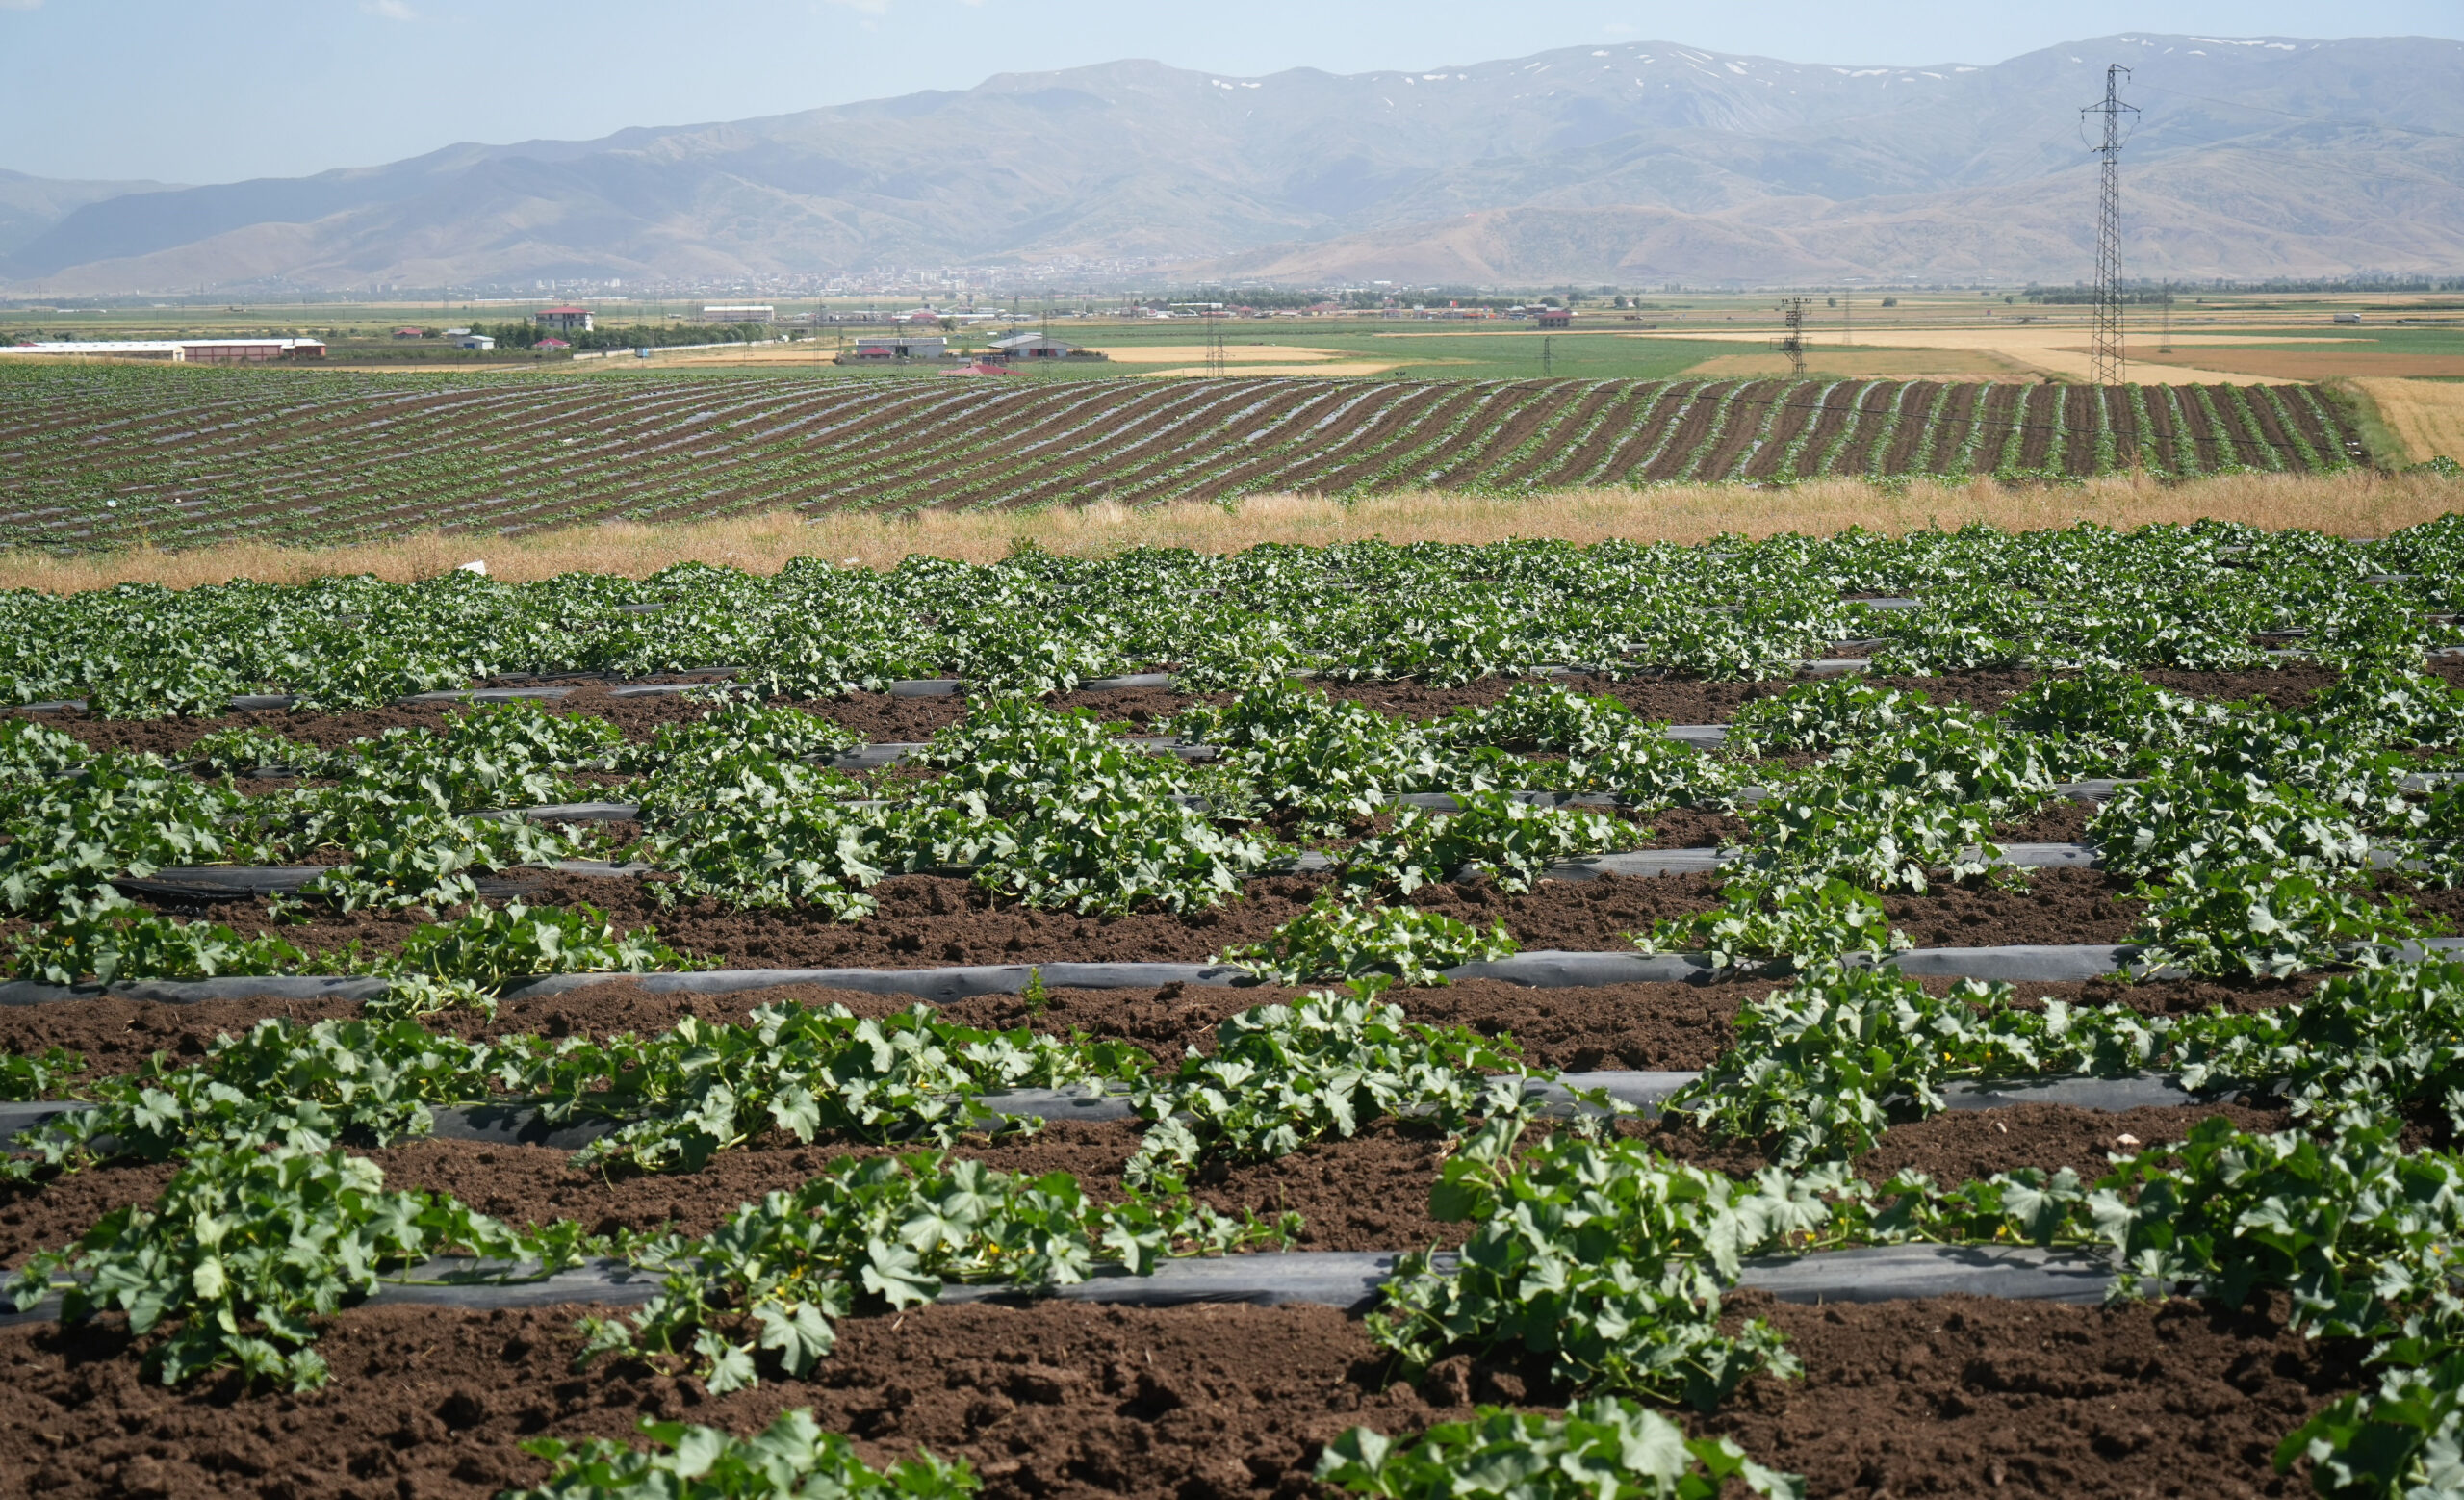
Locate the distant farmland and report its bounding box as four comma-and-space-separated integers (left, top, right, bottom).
0, 368, 2361, 552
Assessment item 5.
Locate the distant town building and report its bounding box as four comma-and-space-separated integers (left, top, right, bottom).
894, 308, 945, 328
701, 305, 775, 323
0, 338, 326, 363
535, 306, 594, 332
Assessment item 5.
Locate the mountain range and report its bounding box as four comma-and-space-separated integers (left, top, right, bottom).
6, 32, 2462, 294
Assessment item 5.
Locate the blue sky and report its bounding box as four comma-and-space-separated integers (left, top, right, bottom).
5, 0, 2461, 184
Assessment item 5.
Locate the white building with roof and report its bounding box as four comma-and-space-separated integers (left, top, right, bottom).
0, 337, 326, 363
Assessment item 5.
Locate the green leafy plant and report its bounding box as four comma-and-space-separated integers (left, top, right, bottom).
1637, 872, 1907, 972
10, 901, 317, 986
1370, 1116, 1823, 1410
582, 1151, 1279, 1393
2277, 1347, 2464, 1500
617, 691, 865, 774
8, 1144, 597, 1391
2091, 769, 2379, 884
512, 1409, 979, 1500
302, 806, 574, 913
1343, 790, 1645, 895
0, 1046, 81, 1101
1216, 889, 1518, 985
1318, 1398, 1802, 1500
521, 1001, 1146, 1174
389, 900, 698, 989
1669, 965, 2167, 1165
185, 726, 331, 778
2129, 864, 2447, 980
1124, 984, 1534, 1185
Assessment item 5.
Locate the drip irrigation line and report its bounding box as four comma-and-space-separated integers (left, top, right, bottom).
0, 1241, 2120, 1331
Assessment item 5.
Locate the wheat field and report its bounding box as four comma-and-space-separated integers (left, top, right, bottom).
2354, 378, 2464, 466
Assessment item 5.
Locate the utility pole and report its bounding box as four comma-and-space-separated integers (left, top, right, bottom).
1842, 294, 1852, 347
2083, 64, 2139, 386
1771, 297, 1810, 377
1542, 335, 1553, 377
2159, 281, 2173, 353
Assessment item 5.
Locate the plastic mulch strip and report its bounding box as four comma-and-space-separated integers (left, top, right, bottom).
0, 1242, 2123, 1328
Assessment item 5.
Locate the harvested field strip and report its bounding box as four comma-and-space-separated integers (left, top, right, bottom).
1, 369, 2361, 552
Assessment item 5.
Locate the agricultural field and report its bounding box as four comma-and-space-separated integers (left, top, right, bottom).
3, 521, 2464, 1497
0, 365, 2363, 553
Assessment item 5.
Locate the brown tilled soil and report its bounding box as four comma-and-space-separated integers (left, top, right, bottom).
1705, 1291, 2367, 1500
1998, 796, 2096, 843
1878, 868, 2142, 949
96, 865, 2147, 972
0, 1285, 2366, 1500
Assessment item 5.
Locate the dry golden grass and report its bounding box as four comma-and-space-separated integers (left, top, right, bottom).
2353, 377, 2464, 465
3, 471, 2455, 593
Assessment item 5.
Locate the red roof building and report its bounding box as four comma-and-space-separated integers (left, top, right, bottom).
536, 337, 571, 350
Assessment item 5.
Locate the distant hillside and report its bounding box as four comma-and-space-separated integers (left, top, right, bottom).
0, 168, 185, 260
7, 33, 2463, 292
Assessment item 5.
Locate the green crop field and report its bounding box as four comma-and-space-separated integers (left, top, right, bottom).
3, 520, 2464, 1495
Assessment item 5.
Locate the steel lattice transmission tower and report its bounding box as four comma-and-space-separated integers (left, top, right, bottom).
1771, 297, 1811, 376
2082, 64, 2139, 386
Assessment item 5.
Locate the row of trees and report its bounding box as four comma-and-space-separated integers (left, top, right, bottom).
479, 322, 775, 351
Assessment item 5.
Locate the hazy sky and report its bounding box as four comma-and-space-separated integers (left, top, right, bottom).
6, 0, 2461, 184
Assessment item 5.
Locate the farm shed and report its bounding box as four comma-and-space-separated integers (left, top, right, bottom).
391, 327, 425, 338
455, 335, 495, 351
988, 331, 1104, 361
842, 334, 947, 361
534, 306, 594, 332
701, 304, 774, 323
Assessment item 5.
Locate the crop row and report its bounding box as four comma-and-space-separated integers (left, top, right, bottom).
8, 515, 2461, 720
0, 366, 2362, 551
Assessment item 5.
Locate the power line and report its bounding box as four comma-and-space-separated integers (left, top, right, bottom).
2132, 82, 2464, 142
